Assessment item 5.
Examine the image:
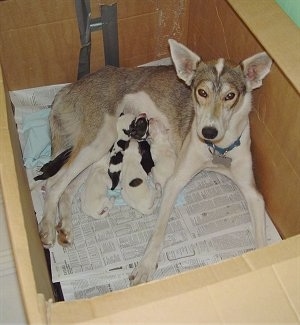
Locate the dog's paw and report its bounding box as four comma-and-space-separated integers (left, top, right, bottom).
129, 257, 158, 286
39, 219, 56, 248
56, 220, 73, 247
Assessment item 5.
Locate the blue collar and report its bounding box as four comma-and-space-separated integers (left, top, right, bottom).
205, 136, 241, 155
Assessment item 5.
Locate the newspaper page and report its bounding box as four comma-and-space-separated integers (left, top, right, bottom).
10, 84, 282, 302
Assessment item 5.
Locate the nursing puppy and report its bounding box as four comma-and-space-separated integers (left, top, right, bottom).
81, 153, 113, 219
121, 138, 160, 214
83, 112, 155, 217
39, 39, 272, 286
108, 113, 134, 190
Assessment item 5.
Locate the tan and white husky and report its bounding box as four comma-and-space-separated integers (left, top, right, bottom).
39, 39, 272, 285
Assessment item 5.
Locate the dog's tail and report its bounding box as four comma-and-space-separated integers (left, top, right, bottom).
34, 147, 72, 181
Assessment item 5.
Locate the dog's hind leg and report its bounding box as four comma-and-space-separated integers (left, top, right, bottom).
55, 171, 87, 246
39, 114, 117, 248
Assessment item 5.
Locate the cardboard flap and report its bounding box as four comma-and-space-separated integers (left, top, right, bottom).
228, 0, 300, 93
0, 64, 53, 324
49, 236, 300, 324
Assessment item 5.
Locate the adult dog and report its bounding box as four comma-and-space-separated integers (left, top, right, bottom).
39, 39, 272, 285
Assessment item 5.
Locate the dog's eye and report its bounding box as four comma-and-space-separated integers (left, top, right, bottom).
198, 89, 208, 98
225, 92, 235, 101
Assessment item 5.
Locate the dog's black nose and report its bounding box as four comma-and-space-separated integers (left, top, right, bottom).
202, 127, 218, 139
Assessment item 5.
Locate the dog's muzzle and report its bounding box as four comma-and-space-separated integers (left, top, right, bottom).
202, 126, 218, 140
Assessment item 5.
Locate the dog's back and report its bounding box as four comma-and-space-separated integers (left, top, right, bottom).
50, 65, 194, 159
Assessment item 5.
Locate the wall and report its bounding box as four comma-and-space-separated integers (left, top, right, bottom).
0, 0, 189, 90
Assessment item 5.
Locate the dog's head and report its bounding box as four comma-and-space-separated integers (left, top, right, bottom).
169, 39, 272, 143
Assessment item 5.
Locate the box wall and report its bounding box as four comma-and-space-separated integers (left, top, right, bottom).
0, 65, 53, 324
187, 0, 300, 238
0, 0, 189, 90
0, 0, 299, 323
49, 236, 300, 324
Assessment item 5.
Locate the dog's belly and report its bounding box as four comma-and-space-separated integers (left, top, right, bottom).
120, 91, 184, 154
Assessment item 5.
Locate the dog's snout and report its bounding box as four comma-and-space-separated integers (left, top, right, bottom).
202, 127, 218, 140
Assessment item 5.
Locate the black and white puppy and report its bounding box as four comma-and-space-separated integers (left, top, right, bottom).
120, 138, 160, 214
108, 113, 154, 189
81, 113, 135, 218
108, 113, 134, 190
108, 112, 159, 214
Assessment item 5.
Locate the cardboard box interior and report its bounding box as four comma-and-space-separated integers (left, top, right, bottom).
0, 0, 299, 323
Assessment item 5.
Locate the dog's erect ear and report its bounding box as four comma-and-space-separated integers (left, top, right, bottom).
168, 39, 201, 86
242, 52, 272, 90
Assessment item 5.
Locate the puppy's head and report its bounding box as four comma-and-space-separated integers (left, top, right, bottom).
117, 113, 135, 140
129, 113, 149, 140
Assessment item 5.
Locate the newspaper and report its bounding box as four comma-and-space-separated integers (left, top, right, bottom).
10, 83, 282, 302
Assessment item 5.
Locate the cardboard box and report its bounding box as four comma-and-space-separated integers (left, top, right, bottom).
0, 0, 299, 323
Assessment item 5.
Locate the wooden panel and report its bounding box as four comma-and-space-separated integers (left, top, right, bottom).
0, 65, 53, 324
0, 0, 189, 90
0, 0, 75, 31
0, 19, 80, 89
91, 0, 158, 19
250, 111, 300, 238
187, 0, 263, 61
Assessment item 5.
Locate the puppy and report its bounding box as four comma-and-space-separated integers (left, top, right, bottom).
81, 153, 114, 219
120, 138, 160, 214
108, 113, 134, 189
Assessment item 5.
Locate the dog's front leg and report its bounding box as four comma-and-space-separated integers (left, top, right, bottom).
129, 133, 204, 285
242, 186, 266, 248
222, 151, 267, 248
232, 175, 267, 248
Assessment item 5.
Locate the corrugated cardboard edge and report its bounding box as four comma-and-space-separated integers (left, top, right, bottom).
1, 1, 300, 323
227, 0, 300, 93
48, 237, 300, 324
0, 64, 52, 324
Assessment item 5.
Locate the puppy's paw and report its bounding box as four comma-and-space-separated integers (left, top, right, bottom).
56, 221, 73, 247
83, 196, 114, 219
39, 219, 56, 248
155, 183, 162, 198
96, 197, 114, 218
129, 257, 158, 286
